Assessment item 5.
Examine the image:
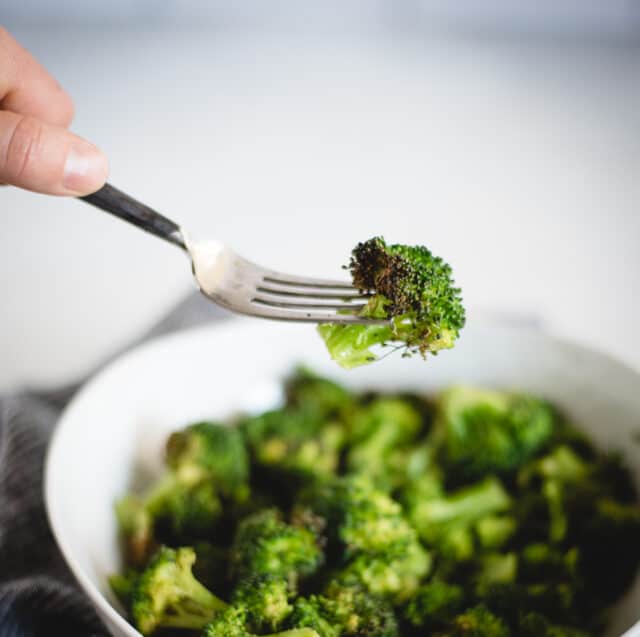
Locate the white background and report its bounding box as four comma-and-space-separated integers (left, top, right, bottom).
1, 4, 639, 390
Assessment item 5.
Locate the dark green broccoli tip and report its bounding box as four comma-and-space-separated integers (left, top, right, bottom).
232, 574, 293, 633
437, 386, 554, 480
230, 509, 323, 587
317, 236, 465, 369
166, 421, 249, 495
131, 546, 227, 635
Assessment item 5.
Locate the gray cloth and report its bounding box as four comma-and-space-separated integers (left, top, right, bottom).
0, 293, 230, 637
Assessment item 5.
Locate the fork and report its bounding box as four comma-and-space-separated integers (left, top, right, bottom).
81, 183, 384, 325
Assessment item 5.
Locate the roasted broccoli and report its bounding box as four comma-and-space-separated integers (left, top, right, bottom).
434, 386, 554, 481
317, 237, 465, 369
230, 508, 323, 588
129, 546, 227, 635
111, 371, 640, 637
232, 574, 293, 632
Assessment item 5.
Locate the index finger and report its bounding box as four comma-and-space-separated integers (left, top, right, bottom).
0, 26, 74, 128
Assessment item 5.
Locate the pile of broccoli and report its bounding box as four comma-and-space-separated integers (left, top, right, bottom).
111, 370, 640, 637
318, 237, 466, 369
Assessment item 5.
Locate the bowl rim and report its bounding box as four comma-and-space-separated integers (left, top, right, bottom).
43, 317, 640, 637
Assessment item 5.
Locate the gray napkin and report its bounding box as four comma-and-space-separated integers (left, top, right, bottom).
0, 293, 230, 637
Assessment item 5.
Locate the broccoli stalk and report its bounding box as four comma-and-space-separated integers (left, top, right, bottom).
318, 237, 465, 369
130, 546, 227, 635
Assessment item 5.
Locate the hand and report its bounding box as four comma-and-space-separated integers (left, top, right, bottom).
0, 27, 108, 196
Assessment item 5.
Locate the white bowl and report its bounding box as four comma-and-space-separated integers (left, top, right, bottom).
45, 318, 640, 637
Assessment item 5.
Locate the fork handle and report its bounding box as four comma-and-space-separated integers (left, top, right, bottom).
80, 183, 187, 251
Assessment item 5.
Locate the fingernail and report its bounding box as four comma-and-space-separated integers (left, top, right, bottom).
63, 141, 108, 194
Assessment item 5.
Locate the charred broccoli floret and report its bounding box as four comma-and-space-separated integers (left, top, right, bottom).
317, 237, 465, 369
130, 546, 227, 635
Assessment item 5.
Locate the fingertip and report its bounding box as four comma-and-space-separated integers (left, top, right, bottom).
62, 140, 108, 196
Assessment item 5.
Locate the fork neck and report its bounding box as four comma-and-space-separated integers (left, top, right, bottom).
81, 183, 187, 251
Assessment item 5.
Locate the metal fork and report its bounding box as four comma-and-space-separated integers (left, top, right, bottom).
81, 183, 384, 325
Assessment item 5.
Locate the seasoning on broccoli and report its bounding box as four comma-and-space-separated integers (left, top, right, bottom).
317, 237, 465, 369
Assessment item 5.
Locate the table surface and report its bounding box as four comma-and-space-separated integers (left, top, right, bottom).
1, 25, 639, 390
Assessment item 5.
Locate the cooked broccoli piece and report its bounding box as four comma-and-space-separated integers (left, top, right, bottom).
166, 421, 249, 498
435, 387, 554, 481
204, 606, 321, 637
115, 495, 156, 567
242, 407, 345, 483
285, 368, 355, 420
518, 544, 579, 583
232, 574, 293, 632
109, 569, 138, 608
406, 477, 511, 560
440, 604, 510, 637
345, 398, 422, 486
301, 476, 420, 557
403, 581, 465, 629
332, 542, 432, 601
130, 546, 227, 635
230, 509, 323, 588
317, 237, 465, 369
324, 585, 398, 637
287, 596, 341, 637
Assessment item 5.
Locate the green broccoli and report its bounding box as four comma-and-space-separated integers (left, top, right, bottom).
166, 421, 249, 498
230, 509, 323, 588
204, 606, 321, 637
345, 398, 422, 486
287, 596, 341, 637
403, 581, 465, 629
435, 387, 554, 481
406, 477, 511, 560
130, 546, 227, 635
474, 516, 517, 550
332, 542, 432, 601
301, 476, 420, 557
232, 574, 293, 632
317, 237, 465, 369
324, 585, 398, 637
115, 495, 156, 567
242, 407, 345, 483
285, 368, 355, 420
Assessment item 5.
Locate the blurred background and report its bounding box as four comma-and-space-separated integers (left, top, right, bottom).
1, 1, 639, 390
